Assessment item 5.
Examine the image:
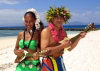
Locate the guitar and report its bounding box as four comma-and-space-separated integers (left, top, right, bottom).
69, 22, 96, 43
52, 22, 96, 58
15, 49, 49, 63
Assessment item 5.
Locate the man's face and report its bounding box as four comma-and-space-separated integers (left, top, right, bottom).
52, 15, 64, 28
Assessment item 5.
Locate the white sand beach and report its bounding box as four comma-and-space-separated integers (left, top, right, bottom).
64, 30, 100, 71
0, 36, 17, 71
0, 30, 100, 71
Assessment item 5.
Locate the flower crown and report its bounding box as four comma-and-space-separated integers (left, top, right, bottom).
46, 6, 71, 23
23, 8, 40, 29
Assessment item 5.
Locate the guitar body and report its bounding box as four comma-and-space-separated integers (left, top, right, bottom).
48, 43, 64, 59
51, 49, 64, 59
14, 57, 22, 63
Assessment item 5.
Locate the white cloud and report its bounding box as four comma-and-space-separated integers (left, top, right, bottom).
96, 6, 100, 9
40, 10, 100, 25
39, 11, 48, 25
70, 10, 100, 24
0, 9, 100, 27
0, 9, 48, 27
0, 0, 19, 4
0, 9, 25, 26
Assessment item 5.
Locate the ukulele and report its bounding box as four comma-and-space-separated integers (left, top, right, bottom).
52, 22, 96, 59
15, 49, 49, 63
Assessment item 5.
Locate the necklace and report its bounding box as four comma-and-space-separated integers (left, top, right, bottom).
23, 29, 34, 48
49, 22, 66, 43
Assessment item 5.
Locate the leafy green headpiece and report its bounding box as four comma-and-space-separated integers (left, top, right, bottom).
46, 6, 71, 23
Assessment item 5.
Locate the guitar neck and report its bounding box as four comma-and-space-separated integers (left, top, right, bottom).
25, 51, 46, 57
70, 34, 80, 43
70, 23, 95, 43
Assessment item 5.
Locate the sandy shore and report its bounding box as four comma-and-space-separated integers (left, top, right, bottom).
0, 36, 17, 71
0, 30, 100, 71
0, 36, 17, 50
64, 30, 100, 71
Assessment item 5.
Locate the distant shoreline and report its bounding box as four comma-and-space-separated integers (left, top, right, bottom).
64, 28, 100, 31
0, 28, 24, 30
0, 25, 100, 31
0, 28, 100, 31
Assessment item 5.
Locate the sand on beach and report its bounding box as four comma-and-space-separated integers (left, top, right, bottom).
0, 30, 100, 71
0, 36, 17, 71
63, 30, 100, 71
0, 36, 17, 50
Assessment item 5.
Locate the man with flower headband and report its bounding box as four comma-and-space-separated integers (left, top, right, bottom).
41, 7, 86, 71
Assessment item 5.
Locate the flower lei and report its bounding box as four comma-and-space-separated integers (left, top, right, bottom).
23, 8, 40, 29
49, 22, 66, 43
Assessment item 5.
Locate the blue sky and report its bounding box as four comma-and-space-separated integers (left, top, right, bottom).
0, 0, 100, 27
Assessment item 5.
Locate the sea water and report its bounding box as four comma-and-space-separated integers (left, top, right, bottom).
0, 30, 80, 37
0, 30, 23, 37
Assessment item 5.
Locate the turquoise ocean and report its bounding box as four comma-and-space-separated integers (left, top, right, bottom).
0, 30, 80, 37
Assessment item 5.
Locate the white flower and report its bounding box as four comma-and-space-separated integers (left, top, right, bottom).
29, 64, 33, 69
26, 8, 36, 13
22, 63, 25, 68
